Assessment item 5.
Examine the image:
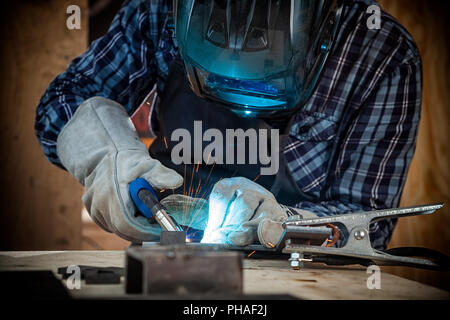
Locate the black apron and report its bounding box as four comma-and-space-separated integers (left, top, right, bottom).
149, 58, 313, 206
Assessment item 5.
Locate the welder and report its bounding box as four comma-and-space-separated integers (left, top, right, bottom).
35, 0, 422, 249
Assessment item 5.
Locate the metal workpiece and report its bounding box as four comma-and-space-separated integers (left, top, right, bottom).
160, 230, 186, 246
282, 203, 447, 270
142, 225, 331, 254
126, 246, 243, 295
142, 225, 333, 263
283, 203, 444, 229
142, 241, 283, 257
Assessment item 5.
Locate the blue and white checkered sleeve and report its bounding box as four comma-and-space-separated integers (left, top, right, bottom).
35, 0, 162, 168
296, 56, 422, 249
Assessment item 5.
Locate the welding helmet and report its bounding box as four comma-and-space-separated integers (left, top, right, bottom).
174, 0, 343, 117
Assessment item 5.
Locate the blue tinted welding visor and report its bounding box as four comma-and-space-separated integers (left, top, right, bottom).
175, 0, 342, 117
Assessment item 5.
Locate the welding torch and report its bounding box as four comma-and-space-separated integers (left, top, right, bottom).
129, 178, 182, 232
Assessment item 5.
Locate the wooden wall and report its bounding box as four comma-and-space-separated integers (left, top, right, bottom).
378, 0, 450, 290
0, 0, 87, 250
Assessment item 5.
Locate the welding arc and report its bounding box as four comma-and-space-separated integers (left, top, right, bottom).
179, 158, 263, 233
185, 171, 262, 233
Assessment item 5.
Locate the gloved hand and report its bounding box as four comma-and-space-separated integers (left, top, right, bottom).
201, 177, 318, 247
57, 97, 183, 243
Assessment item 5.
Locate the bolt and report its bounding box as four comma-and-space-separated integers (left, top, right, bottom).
354, 229, 366, 240
289, 252, 303, 270
290, 252, 300, 259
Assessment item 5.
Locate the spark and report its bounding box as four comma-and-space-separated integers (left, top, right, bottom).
190, 161, 216, 214
206, 151, 212, 166
189, 178, 219, 222
247, 250, 256, 258
189, 178, 203, 221
183, 164, 186, 195
204, 162, 216, 186
187, 175, 225, 231
185, 164, 196, 220
186, 179, 203, 233
194, 179, 202, 199
188, 165, 195, 198
182, 164, 187, 219
163, 136, 168, 149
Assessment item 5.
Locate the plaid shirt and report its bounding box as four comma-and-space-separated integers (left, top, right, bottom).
35, 0, 422, 249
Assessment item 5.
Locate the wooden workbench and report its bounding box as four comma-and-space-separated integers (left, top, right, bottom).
0, 251, 448, 300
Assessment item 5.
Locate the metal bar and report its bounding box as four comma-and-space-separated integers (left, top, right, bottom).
282, 203, 446, 270
283, 203, 444, 228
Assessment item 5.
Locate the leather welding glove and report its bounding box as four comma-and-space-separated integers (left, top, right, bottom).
57, 97, 183, 243
201, 177, 318, 248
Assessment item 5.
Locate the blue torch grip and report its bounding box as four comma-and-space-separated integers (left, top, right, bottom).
129, 178, 159, 219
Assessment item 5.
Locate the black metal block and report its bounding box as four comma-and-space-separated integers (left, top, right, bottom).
126, 246, 243, 295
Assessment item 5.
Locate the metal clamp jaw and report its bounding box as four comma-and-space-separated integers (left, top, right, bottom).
280, 203, 449, 270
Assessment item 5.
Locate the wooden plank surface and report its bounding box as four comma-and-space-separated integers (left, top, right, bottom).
0, 251, 448, 300
0, 1, 87, 249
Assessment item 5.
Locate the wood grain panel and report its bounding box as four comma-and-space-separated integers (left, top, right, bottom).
378, 0, 450, 290
0, 0, 88, 250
